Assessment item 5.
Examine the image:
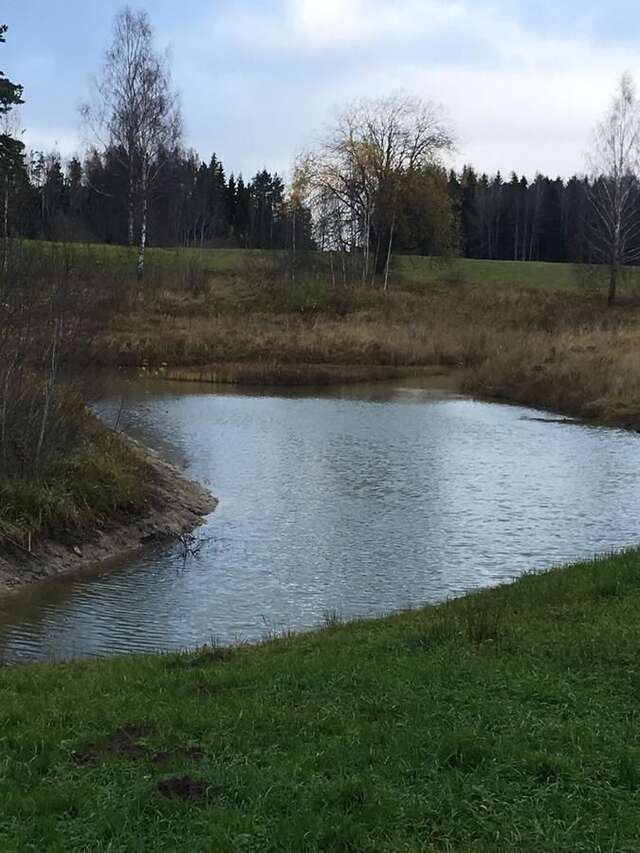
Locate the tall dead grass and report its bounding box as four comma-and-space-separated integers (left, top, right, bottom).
464, 327, 640, 427
60, 250, 640, 427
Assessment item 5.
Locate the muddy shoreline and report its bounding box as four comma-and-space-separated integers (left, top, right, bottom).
0, 436, 217, 596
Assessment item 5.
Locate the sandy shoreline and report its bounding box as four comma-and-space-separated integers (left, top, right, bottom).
0, 436, 217, 596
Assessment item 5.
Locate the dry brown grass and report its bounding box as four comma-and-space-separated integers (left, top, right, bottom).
163, 362, 409, 386
90, 282, 616, 365
464, 327, 640, 427
84, 268, 640, 427
90, 309, 489, 371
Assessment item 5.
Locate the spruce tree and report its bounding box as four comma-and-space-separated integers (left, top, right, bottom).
0, 25, 22, 115
208, 155, 228, 240
234, 176, 251, 247
0, 25, 25, 253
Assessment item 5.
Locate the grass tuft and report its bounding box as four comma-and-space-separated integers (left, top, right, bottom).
616, 750, 640, 790
460, 593, 505, 643
437, 732, 492, 771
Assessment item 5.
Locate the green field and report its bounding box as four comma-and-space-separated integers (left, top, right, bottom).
143, 247, 640, 294
2, 551, 640, 851
394, 255, 589, 291
25, 238, 640, 294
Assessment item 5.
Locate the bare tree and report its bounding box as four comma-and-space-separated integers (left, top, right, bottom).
81, 7, 181, 277
296, 93, 454, 287
587, 73, 640, 306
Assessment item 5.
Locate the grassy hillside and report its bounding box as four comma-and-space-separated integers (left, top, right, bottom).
67, 242, 640, 292
2, 550, 640, 851
394, 254, 588, 290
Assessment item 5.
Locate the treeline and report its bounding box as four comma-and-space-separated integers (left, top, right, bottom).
6, 143, 600, 269
8, 148, 314, 250
8, 149, 600, 266
450, 168, 591, 264
3, 8, 639, 301
0, 9, 606, 270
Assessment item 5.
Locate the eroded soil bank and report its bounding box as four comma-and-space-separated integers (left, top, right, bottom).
0, 437, 216, 595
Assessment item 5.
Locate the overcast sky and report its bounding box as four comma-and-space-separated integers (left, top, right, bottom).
3, 0, 640, 180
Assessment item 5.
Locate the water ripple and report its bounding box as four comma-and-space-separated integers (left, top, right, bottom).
1, 381, 639, 662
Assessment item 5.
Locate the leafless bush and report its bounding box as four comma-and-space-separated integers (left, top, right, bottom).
0, 241, 124, 478
238, 250, 361, 315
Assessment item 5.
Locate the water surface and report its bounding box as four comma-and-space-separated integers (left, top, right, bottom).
1, 379, 638, 662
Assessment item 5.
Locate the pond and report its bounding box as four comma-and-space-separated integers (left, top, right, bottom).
1, 378, 639, 663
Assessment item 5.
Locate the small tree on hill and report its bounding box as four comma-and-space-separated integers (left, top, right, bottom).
296, 93, 454, 288
587, 73, 640, 306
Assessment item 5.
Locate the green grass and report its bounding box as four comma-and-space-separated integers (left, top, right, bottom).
393, 255, 591, 291
102, 243, 640, 294
0, 419, 155, 546
134, 247, 640, 294
24, 237, 640, 295
3, 550, 640, 851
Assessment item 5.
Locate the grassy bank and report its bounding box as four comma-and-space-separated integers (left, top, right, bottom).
2, 550, 640, 851
0, 243, 176, 561
14, 241, 640, 424
463, 327, 640, 427
163, 363, 445, 387
53, 242, 639, 426
0, 408, 155, 551
0, 408, 215, 594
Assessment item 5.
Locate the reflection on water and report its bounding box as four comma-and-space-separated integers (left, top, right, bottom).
1, 378, 639, 663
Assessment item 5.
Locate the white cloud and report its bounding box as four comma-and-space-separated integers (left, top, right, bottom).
26, 0, 639, 181
173, 0, 637, 179
288, 0, 467, 51
209, 0, 469, 55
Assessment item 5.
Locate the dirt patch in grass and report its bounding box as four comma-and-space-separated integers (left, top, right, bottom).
156, 776, 209, 801
76, 725, 204, 766
76, 725, 156, 763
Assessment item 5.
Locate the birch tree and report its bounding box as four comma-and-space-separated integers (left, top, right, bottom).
82, 7, 181, 277
587, 73, 640, 306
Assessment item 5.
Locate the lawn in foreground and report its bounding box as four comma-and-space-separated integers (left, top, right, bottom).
2, 551, 640, 852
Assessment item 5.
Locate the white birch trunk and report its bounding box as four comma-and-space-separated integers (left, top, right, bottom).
128, 170, 135, 247
137, 168, 148, 280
